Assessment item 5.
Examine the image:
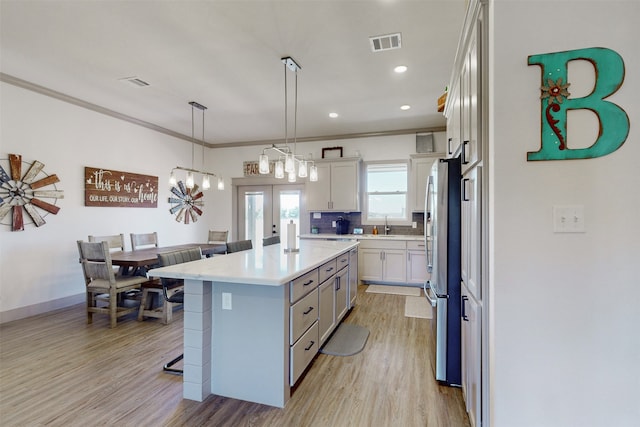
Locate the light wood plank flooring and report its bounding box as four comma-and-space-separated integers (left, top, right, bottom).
0, 285, 470, 427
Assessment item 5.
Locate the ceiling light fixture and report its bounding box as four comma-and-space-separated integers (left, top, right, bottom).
329, 112, 339, 118
168, 101, 224, 191
400, 105, 411, 110
394, 65, 408, 73
258, 56, 317, 182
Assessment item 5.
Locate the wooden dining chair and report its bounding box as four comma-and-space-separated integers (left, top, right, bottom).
207, 230, 228, 244
138, 247, 202, 327
130, 232, 159, 250
262, 235, 280, 246
88, 234, 127, 274
77, 240, 150, 328
130, 232, 159, 275
226, 239, 253, 253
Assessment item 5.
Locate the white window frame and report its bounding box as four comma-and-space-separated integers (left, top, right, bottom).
361, 160, 411, 226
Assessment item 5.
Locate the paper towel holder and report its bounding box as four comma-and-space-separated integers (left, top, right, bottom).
284, 220, 300, 253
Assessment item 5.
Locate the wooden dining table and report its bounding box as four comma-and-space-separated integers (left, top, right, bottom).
110, 243, 226, 271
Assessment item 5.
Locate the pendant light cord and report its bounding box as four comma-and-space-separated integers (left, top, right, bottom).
191, 104, 195, 170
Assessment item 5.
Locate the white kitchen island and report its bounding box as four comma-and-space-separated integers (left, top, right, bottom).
147, 239, 359, 407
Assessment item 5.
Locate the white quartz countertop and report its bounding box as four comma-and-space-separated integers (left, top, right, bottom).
300, 233, 423, 241
147, 239, 358, 286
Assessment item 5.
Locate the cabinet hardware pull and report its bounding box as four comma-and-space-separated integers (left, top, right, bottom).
303, 307, 314, 315
305, 341, 315, 351
448, 137, 453, 154
326, 267, 334, 272
461, 295, 469, 321
303, 280, 314, 286
462, 178, 470, 201
462, 140, 470, 164
341, 258, 347, 263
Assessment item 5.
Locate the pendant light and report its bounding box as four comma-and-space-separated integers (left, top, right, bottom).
168, 101, 224, 191
256, 57, 318, 182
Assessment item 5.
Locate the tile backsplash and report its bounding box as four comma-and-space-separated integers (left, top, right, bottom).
309, 212, 424, 236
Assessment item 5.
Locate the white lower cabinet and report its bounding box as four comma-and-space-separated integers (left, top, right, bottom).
461, 281, 481, 427
407, 241, 428, 284
358, 240, 407, 283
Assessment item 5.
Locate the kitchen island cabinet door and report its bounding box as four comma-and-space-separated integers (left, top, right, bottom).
348, 248, 358, 307
335, 267, 348, 321
318, 279, 336, 345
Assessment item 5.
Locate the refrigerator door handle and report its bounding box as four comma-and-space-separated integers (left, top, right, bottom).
425, 284, 437, 307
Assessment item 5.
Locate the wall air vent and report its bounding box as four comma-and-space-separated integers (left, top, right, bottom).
119, 76, 150, 87
369, 33, 402, 52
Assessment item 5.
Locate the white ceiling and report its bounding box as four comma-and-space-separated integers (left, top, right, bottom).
0, 0, 465, 147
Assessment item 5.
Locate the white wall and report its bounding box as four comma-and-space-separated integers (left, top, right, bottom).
1, 81, 443, 320
0, 83, 219, 320
490, 1, 639, 426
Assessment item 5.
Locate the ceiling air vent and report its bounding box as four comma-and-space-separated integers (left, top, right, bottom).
369, 33, 402, 52
119, 76, 150, 87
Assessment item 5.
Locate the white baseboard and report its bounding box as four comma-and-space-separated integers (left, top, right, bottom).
0, 293, 85, 324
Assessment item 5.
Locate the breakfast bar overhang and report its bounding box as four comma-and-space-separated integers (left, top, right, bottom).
148, 239, 359, 407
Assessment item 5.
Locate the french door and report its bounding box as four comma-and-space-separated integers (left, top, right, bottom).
237, 184, 306, 248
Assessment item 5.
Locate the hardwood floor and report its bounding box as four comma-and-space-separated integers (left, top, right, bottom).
0, 285, 470, 427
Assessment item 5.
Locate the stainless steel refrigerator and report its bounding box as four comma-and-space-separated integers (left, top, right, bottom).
425, 156, 462, 386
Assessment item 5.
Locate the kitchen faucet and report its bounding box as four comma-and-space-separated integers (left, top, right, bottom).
384, 216, 390, 235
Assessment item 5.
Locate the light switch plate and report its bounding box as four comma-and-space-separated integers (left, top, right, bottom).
553, 205, 585, 233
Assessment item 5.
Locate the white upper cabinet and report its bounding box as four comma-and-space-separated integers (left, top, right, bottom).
410, 155, 442, 212
461, 19, 482, 173
306, 158, 360, 212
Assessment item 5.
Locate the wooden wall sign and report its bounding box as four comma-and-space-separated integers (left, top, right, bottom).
0, 153, 64, 231
243, 161, 274, 177
528, 47, 629, 161
85, 167, 158, 208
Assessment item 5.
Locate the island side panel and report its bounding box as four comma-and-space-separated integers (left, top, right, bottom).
182, 279, 213, 401
211, 281, 290, 408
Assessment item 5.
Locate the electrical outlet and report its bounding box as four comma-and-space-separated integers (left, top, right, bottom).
222, 292, 232, 310
412, 221, 417, 228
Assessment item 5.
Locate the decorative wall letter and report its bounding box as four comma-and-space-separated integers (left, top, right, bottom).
527, 47, 629, 160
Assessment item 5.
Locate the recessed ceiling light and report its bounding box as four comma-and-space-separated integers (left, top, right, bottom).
400, 105, 411, 110
394, 65, 408, 73
329, 112, 339, 118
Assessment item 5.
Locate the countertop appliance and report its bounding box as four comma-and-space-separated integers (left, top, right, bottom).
336, 216, 349, 235
424, 156, 462, 386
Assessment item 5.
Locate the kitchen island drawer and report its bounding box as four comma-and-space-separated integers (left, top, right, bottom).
290, 288, 319, 344
290, 321, 319, 386
290, 268, 319, 303
336, 252, 350, 271
318, 258, 338, 284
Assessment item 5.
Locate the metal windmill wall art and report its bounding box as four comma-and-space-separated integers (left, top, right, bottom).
0, 153, 64, 231
169, 180, 203, 224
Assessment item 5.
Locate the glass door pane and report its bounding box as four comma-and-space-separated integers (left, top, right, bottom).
237, 185, 272, 248
274, 185, 303, 247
